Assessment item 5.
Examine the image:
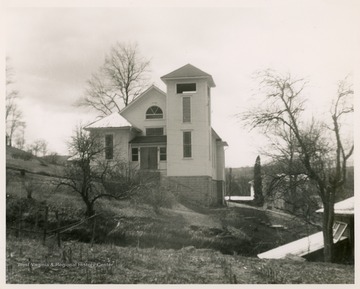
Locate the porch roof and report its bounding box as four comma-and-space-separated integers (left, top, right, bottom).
129, 135, 167, 144
316, 196, 354, 215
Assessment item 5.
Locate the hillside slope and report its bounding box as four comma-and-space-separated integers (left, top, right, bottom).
6, 146, 66, 177
6, 169, 354, 284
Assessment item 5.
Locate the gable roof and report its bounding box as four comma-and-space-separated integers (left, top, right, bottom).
84, 112, 134, 130
120, 85, 166, 114
161, 64, 216, 87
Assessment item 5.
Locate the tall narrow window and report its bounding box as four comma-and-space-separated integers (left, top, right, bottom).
160, 147, 167, 161
131, 148, 139, 161
183, 97, 191, 123
183, 131, 192, 158
105, 134, 113, 160
146, 106, 163, 119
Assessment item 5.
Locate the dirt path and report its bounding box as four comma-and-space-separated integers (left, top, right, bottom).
227, 201, 301, 220
168, 203, 222, 228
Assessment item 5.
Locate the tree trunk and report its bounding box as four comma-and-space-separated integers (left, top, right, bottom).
85, 201, 95, 217
322, 195, 335, 262
80, 186, 95, 217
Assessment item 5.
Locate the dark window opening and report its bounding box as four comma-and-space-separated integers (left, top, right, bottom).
160, 147, 167, 161
105, 134, 113, 160
183, 131, 192, 158
177, 83, 196, 94
131, 148, 139, 162
146, 127, 164, 136
146, 106, 163, 119
333, 221, 348, 242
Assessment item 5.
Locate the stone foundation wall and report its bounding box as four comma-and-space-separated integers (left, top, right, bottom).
163, 176, 223, 207
216, 180, 225, 205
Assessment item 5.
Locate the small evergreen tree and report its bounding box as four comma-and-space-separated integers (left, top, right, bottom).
254, 155, 264, 206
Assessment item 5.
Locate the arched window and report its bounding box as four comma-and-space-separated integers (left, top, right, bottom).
146, 106, 163, 119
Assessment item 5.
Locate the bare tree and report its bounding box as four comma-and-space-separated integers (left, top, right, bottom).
260, 125, 320, 221
14, 126, 26, 150
27, 139, 48, 156
39, 139, 48, 156
56, 126, 141, 216
6, 57, 19, 118
29, 140, 40, 156
6, 109, 25, 147
242, 70, 353, 262
6, 58, 25, 147
78, 42, 150, 115
263, 162, 320, 224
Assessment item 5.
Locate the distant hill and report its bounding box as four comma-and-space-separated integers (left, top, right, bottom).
6, 146, 66, 177
226, 167, 253, 179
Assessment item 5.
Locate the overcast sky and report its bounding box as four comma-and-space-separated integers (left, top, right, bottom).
3, 0, 358, 167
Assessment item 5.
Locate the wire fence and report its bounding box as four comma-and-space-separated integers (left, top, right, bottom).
7, 205, 100, 249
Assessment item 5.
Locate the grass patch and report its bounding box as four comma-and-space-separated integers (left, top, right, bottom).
6, 236, 354, 284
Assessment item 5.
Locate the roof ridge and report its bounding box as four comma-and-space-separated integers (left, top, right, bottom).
120, 84, 166, 114
161, 63, 211, 78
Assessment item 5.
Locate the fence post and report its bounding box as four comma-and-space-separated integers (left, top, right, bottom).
55, 210, 61, 248
79, 245, 83, 261
68, 247, 72, 263
91, 216, 96, 247
43, 206, 48, 245
17, 205, 21, 238
35, 211, 39, 229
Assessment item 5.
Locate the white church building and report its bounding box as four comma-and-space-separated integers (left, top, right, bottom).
85, 64, 227, 206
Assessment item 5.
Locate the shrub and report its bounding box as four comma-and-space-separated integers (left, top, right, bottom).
137, 184, 176, 214
23, 180, 35, 199
11, 150, 33, 161
42, 153, 64, 165
6, 197, 42, 225
102, 179, 138, 199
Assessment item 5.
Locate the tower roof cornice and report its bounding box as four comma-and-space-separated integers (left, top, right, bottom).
161, 63, 215, 87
